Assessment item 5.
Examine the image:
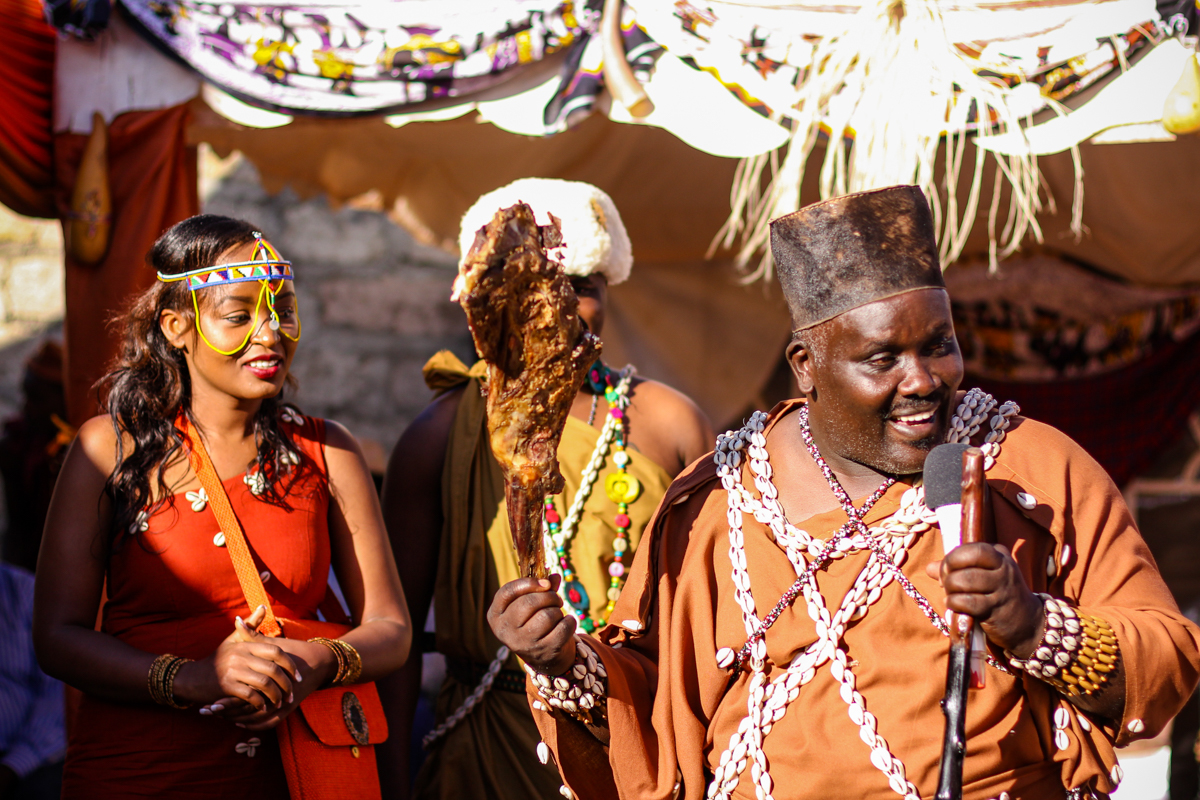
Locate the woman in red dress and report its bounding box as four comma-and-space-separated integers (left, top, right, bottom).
33, 215, 412, 798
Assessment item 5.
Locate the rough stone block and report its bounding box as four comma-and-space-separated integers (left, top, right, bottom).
319, 270, 466, 337
6, 256, 64, 322
288, 348, 391, 418
279, 202, 394, 269
390, 356, 435, 412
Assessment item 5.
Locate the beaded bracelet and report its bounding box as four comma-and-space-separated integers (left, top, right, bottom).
148, 653, 193, 709
308, 637, 363, 686
1006, 594, 1120, 697
523, 636, 608, 726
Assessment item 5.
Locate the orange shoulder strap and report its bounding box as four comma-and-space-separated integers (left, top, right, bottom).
177, 414, 282, 637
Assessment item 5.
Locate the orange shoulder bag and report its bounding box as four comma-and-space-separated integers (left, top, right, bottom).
180, 416, 387, 800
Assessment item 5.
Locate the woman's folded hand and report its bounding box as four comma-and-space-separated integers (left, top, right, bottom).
197, 605, 335, 729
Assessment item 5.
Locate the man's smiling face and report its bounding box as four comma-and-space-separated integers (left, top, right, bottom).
789, 288, 964, 476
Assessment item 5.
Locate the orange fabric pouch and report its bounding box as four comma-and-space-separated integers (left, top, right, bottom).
273, 618, 388, 800
179, 416, 387, 800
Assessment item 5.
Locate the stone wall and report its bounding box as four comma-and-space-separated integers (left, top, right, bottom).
202, 151, 474, 463
0, 206, 65, 425
0, 150, 473, 473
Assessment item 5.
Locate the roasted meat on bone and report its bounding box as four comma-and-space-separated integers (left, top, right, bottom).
452, 202, 601, 579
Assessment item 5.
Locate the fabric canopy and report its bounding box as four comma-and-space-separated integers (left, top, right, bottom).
631, 0, 1163, 121
189, 105, 1200, 285
188, 102, 744, 262
50, 1, 1199, 287
121, 0, 601, 118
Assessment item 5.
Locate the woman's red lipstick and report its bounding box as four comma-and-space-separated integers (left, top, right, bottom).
243, 355, 282, 379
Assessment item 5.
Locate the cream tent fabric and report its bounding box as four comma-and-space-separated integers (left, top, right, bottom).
189, 104, 1200, 425
190, 106, 1200, 286
45, 0, 1200, 427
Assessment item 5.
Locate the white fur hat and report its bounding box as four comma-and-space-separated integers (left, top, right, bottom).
457, 178, 633, 285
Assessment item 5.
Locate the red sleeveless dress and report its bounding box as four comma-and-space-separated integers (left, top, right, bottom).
63, 416, 331, 799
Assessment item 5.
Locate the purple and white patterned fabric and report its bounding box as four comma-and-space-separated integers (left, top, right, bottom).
120, 0, 604, 116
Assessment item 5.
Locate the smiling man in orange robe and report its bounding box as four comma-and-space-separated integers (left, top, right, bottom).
488, 185, 1200, 800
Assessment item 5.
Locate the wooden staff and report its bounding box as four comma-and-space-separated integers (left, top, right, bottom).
935, 446, 989, 800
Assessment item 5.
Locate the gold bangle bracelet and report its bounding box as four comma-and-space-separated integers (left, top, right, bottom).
148, 653, 193, 709
332, 639, 363, 686
307, 637, 363, 686
308, 637, 348, 685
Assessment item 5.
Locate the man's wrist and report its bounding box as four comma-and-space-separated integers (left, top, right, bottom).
524, 636, 608, 726
1006, 595, 1120, 698
1006, 593, 1047, 660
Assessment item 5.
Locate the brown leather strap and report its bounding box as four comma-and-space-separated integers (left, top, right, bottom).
177, 413, 281, 637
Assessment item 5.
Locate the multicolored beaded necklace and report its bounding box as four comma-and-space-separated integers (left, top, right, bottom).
543, 361, 640, 634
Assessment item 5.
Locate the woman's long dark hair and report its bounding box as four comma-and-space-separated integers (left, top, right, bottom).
99, 214, 308, 545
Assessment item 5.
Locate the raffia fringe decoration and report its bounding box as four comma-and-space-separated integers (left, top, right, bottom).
713, 0, 1083, 282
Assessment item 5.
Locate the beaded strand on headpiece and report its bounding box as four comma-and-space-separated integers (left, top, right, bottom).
156, 231, 301, 355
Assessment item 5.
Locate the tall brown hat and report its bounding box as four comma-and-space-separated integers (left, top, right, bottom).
771, 185, 945, 331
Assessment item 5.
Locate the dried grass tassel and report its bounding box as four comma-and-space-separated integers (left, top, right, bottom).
720, 0, 1077, 281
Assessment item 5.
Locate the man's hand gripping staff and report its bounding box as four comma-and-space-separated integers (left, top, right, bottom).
925, 444, 991, 800
925, 443, 1052, 799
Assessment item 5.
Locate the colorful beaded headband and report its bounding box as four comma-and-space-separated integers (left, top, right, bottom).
156, 234, 294, 289
156, 232, 301, 356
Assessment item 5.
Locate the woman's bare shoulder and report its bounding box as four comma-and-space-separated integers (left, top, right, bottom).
320, 418, 360, 453
73, 415, 120, 473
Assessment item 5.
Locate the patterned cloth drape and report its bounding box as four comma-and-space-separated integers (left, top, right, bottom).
120, 0, 604, 116
946, 255, 1200, 381
954, 294, 1200, 381
945, 255, 1200, 485
0, 0, 56, 218
968, 325, 1200, 487
629, 0, 1167, 124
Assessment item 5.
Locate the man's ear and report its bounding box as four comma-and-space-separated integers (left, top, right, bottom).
159, 308, 191, 352
786, 335, 817, 397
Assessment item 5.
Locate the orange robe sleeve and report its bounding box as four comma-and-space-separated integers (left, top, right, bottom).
529, 454, 725, 800
990, 415, 1200, 791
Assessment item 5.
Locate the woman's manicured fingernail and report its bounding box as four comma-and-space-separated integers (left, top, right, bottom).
295, 671, 303, 682
199, 707, 212, 715
236, 723, 246, 728
288, 692, 294, 703
235, 616, 243, 625
211, 704, 224, 712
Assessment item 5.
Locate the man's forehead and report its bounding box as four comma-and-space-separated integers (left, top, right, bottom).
823, 287, 953, 341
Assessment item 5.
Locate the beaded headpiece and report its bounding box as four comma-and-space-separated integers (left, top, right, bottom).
156, 232, 301, 355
